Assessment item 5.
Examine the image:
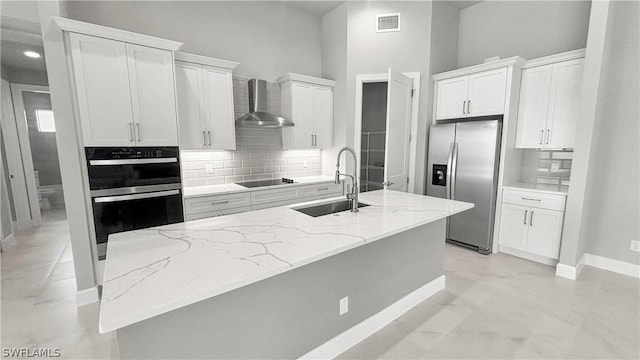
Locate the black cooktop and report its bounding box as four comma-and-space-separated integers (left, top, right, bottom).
237, 178, 297, 188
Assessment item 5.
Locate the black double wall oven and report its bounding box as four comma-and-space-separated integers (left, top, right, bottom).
86, 147, 184, 260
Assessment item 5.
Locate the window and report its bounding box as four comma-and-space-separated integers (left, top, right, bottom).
35, 109, 56, 132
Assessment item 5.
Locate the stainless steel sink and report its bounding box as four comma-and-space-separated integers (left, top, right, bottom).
293, 200, 369, 217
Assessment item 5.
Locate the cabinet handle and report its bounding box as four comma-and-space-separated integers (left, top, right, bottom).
203, 131, 206, 147
311, 134, 314, 146
530, 211, 534, 226
136, 123, 141, 141
314, 134, 317, 146
317, 187, 328, 191
524, 209, 528, 225
208, 131, 212, 147
521, 197, 541, 202
545, 129, 550, 144
539, 130, 544, 145
467, 100, 471, 114
129, 122, 134, 142
462, 100, 466, 114
211, 200, 229, 205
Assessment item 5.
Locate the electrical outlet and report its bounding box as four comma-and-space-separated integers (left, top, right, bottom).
302, 160, 308, 168
205, 164, 214, 174
339, 296, 348, 315
630, 240, 640, 252
550, 161, 561, 173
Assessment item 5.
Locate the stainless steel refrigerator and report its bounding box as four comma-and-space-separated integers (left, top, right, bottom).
426, 118, 502, 254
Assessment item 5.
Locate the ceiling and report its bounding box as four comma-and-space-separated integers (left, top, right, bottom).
1, 40, 47, 73
286, 1, 345, 16
1, 0, 46, 73
445, 1, 483, 10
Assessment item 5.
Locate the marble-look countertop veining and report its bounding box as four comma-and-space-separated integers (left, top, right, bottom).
503, 182, 569, 195
183, 175, 336, 198
98, 190, 473, 333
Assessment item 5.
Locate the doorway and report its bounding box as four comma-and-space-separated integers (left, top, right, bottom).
9, 85, 66, 226
355, 70, 420, 193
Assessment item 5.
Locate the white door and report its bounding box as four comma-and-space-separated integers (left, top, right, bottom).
291, 82, 314, 148
498, 203, 528, 251
525, 208, 564, 259
68, 33, 134, 146
312, 86, 332, 149
467, 68, 507, 117
383, 69, 413, 192
435, 76, 468, 120
202, 65, 236, 150
126, 44, 178, 146
546, 59, 583, 149
515, 65, 553, 148
175, 62, 206, 149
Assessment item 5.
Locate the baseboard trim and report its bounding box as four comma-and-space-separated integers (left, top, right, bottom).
583, 253, 640, 279
555, 253, 586, 280
76, 286, 99, 306
299, 275, 446, 359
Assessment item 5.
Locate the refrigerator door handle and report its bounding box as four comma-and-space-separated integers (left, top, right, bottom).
450, 143, 459, 200
446, 143, 455, 199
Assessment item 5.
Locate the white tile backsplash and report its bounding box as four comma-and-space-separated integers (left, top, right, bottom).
520, 149, 573, 187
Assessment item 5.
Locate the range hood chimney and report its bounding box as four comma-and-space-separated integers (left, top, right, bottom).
235, 79, 294, 128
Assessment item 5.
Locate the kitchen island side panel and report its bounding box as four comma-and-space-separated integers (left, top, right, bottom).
117, 219, 446, 359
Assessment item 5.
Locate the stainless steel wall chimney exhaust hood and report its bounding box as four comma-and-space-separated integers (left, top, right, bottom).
235, 79, 294, 128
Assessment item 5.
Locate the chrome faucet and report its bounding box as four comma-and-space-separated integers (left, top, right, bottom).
335, 147, 359, 213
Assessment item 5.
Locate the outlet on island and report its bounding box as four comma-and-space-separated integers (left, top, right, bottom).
339, 296, 349, 315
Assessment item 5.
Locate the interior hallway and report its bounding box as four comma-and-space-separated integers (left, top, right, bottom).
1, 218, 638, 359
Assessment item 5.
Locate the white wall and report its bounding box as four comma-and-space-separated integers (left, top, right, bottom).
457, 1, 591, 67
581, 0, 639, 265
65, 1, 322, 80
344, 1, 432, 193
320, 4, 348, 177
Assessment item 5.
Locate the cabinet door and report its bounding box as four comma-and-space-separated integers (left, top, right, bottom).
202, 65, 236, 150
546, 59, 583, 149
525, 208, 564, 259
68, 33, 134, 146
126, 44, 178, 146
498, 203, 529, 251
291, 82, 314, 148
435, 76, 468, 120
515, 65, 553, 148
175, 62, 206, 149
312, 86, 332, 149
467, 68, 507, 117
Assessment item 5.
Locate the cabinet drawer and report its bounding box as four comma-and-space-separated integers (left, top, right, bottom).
297, 183, 343, 197
502, 189, 566, 211
185, 206, 251, 221
184, 192, 251, 215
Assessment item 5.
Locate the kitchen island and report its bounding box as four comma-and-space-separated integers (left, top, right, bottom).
99, 190, 472, 359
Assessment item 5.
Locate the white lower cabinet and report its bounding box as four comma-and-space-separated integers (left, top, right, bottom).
498, 189, 566, 262
184, 182, 343, 221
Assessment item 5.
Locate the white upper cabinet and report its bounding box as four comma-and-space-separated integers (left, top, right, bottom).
126, 44, 178, 146
69, 32, 179, 147
278, 73, 335, 150
435, 68, 507, 120
515, 54, 584, 149
174, 53, 238, 150
69, 33, 135, 147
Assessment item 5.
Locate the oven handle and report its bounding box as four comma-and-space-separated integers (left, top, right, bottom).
89, 158, 178, 166
94, 189, 180, 203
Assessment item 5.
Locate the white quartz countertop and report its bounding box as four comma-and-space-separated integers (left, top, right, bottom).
503, 182, 569, 195
182, 175, 336, 198
98, 190, 473, 333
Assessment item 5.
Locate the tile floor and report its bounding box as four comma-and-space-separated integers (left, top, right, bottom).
1, 218, 638, 359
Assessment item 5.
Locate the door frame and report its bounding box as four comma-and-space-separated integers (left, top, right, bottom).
354, 72, 420, 192
9, 83, 51, 228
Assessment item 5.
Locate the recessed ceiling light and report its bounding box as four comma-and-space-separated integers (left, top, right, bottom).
24, 51, 41, 58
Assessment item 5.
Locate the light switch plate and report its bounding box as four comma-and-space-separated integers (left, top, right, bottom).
630, 240, 640, 252
303, 160, 308, 168
339, 296, 348, 315
550, 161, 560, 173
205, 164, 214, 174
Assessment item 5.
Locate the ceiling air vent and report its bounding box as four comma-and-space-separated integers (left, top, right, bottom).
376, 13, 400, 33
